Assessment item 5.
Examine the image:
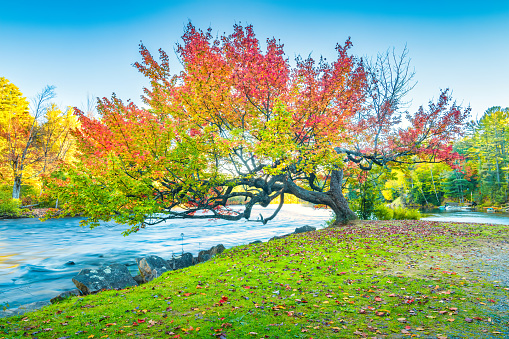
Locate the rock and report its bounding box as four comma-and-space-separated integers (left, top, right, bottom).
294, 225, 316, 234
198, 244, 226, 263
0, 301, 51, 318
198, 252, 211, 263
65, 261, 75, 265
50, 289, 81, 304
133, 274, 145, 285
209, 244, 225, 256
72, 263, 138, 295
250, 240, 262, 244
136, 255, 172, 283
167, 252, 193, 270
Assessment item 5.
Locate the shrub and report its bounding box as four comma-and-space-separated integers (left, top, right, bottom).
393, 206, 421, 220
374, 204, 394, 220
374, 204, 420, 220
0, 190, 21, 217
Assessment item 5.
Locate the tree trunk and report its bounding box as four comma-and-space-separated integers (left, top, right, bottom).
328, 170, 358, 224
430, 166, 440, 205
496, 156, 501, 189
12, 176, 22, 200
419, 184, 429, 205
285, 169, 357, 225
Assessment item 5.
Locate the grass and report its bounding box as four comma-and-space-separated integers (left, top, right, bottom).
1, 220, 509, 338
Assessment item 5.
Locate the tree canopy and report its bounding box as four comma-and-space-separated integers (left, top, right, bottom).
46, 24, 470, 233
0, 78, 77, 200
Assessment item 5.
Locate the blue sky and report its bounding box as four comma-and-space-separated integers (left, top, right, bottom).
1, 0, 508, 119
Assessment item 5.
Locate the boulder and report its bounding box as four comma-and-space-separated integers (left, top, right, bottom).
198, 244, 226, 263
167, 252, 193, 270
50, 289, 81, 304
136, 255, 172, 283
133, 274, 145, 285
198, 252, 211, 263
294, 225, 316, 234
72, 263, 138, 295
210, 244, 226, 256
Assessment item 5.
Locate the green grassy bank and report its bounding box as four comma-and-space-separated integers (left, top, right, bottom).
1, 220, 508, 338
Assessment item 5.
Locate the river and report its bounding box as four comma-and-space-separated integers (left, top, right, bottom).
422, 208, 509, 225
1, 205, 509, 309
0, 205, 332, 308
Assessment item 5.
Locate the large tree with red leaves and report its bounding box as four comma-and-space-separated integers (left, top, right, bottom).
46, 24, 469, 233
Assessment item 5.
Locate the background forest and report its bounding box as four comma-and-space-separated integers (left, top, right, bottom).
1, 78, 507, 220
345, 106, 509, 218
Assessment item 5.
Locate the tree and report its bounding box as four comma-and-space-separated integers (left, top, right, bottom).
459, 107, 509, 204
46, 24, 469, 233
346, 167, 389, 219
0, 79, 76, 200
0, 78, 30, 189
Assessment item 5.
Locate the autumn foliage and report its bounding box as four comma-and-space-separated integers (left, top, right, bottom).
46, 24, 469, 232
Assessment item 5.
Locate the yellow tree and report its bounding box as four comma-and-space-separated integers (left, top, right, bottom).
0, 77, 34, 199
0, 78, 75, 200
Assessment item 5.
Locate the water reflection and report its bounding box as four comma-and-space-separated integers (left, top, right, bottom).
0, 205, 332, 307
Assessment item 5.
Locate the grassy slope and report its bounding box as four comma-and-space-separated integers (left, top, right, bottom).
1, 220, 508, 338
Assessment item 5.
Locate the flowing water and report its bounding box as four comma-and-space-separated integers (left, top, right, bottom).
422, 209, 509, 225
0, 205, 332, 308
2, 205, 509, 309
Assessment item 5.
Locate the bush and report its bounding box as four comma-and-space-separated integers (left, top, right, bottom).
374, 204, 394, 220
393, 206, 421, 220
0, 190, 21, 217
374, 204, 420, 220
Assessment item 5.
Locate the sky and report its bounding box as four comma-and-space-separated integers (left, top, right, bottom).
1, 0, 508, 120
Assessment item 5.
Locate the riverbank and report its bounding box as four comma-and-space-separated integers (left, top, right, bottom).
0, 207, 62, 220
1, 220, 508, 338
